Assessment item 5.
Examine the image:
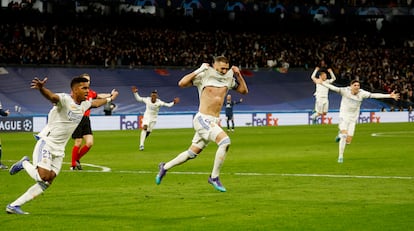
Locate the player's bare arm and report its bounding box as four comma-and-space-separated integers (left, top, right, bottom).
97, 92, 113, 99
231, 66, 248, 94
390, 91, 400, 100
31, 77, 60, 104
173, 97, 180, 104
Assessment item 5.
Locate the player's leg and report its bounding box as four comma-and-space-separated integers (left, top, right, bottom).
320, 100, 329, 124
338, 131, 347, 163
337, 118, 350, 163
0, 138, 7, 169
310, 99, 320, 120
346, 122, 356, 145
313, 99, 325, 124
156, 113, 207, 185
78, 134, 93, 160
226, 115, 230, 131
71, 124, 83, 169
7, 142, 60, 214
208, 121, 229, 192
139, 124, 148, 151
77, 117, 93, 163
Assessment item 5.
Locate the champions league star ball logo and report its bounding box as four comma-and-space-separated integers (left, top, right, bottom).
23, 119, 33, 131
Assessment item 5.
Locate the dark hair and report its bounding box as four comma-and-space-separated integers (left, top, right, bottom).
350, 79, 360, 85
71, 76, 89, 88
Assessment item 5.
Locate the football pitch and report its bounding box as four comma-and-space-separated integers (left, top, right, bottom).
1, 122, 413, 230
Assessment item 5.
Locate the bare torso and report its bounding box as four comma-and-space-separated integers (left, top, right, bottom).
199, 86, 228, 117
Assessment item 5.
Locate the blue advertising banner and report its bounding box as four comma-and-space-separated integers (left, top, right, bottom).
0, 117, 33, 132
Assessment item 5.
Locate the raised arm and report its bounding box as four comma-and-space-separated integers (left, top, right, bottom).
31, 77, 60, 104
178, 63, 209, 88
310, 67, 320, 84
231, 66, 248, 94
327, 68, 336, 82
131, 86, 145, 102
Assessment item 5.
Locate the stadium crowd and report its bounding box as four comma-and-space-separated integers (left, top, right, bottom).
0, 3, 413, 109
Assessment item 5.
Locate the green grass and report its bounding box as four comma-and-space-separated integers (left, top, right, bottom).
1, 123, 413, 230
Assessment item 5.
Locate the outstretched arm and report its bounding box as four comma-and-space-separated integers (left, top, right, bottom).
370, 91, 400, 100
97, 92, 112, 99
319, 81, 341, 93
91, 89, 119, 108
163, 97, 180, 108
173, 97, 180, 104
31, 77, 60, 104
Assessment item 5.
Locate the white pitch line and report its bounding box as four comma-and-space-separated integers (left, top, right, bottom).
372, 131, 414, 137
114, 170, 414, 180
62, 163, 413, 180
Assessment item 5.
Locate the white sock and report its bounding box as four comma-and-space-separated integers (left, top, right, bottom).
164, 150, 195, 170
311, 112, 318, 119
211, 138, 230, 178
23, 161, 41, 181
338, 134, 347, 159
140, 130, 146, 146
10, 182, 46, 207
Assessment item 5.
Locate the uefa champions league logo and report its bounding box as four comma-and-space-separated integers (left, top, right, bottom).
23, 119, 33, 131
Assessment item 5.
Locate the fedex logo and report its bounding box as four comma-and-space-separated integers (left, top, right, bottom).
359, 112, 381, 123
308, 112, 332, 124
120, 115, 143, 130
252, 113, 278, 126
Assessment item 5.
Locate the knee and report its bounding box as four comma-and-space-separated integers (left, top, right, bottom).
187, 150, 198, 159
346, 136, 353, 144
218, 137, 231, 151
38, 169, 56, 183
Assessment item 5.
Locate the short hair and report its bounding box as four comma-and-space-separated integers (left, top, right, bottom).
80, 73, 90, 78
151, 90, 158, 94
350, 79, 360, 85
214, 56, 229, 64
71, 76, 89, 88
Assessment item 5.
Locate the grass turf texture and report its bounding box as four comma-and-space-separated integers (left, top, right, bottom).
0, 122, 413, 230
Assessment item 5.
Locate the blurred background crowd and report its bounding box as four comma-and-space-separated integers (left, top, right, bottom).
1, 0, 414, 109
